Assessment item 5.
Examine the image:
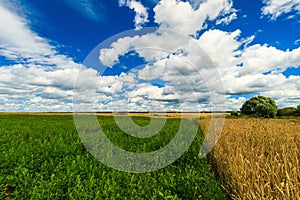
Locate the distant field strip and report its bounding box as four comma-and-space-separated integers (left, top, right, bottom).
0, 112, 226, 119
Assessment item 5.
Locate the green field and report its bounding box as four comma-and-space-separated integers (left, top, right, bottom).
0, 115, 227, 199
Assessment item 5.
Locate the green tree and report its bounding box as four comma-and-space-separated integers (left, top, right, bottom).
277, 107, 297, 116
241, 96, 278, 118
230, 110, 239, 116
296, 105, 300, 116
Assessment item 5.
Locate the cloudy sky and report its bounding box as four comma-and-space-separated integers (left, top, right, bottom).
0, 0, 299, 112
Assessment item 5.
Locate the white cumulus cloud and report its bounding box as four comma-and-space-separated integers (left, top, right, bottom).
1, 0, 300, 112
154, 0, 236, 35
262, 0, 300, 19
119, 0, 149, 30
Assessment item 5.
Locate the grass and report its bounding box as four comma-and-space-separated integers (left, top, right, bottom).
0, 114, 227, 199
200, 117, 300, 199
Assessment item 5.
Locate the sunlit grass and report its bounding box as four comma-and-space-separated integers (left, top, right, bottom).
0, 114, 227, 199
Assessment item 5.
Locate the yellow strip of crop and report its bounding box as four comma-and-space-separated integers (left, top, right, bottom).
200, 117, 300, 200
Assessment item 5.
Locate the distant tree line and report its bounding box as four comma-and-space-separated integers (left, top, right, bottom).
277, 105, 300, 117
237, 96, 299, 118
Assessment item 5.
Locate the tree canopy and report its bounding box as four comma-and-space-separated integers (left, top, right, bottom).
241, 96, 278, 118
277, 107, 297, 116
296, 105, 300, 116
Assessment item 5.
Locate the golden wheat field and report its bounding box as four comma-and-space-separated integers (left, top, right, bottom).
200, 117, 300, 200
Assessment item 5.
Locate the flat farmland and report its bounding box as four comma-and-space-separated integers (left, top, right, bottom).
1, 113, 299, 199
0, 114, 227, 199
200, 117, 300, 199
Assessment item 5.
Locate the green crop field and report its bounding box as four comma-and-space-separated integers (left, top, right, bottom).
0, 115, 227, 199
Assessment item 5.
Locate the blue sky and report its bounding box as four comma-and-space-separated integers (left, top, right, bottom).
0, 0, 299, 111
